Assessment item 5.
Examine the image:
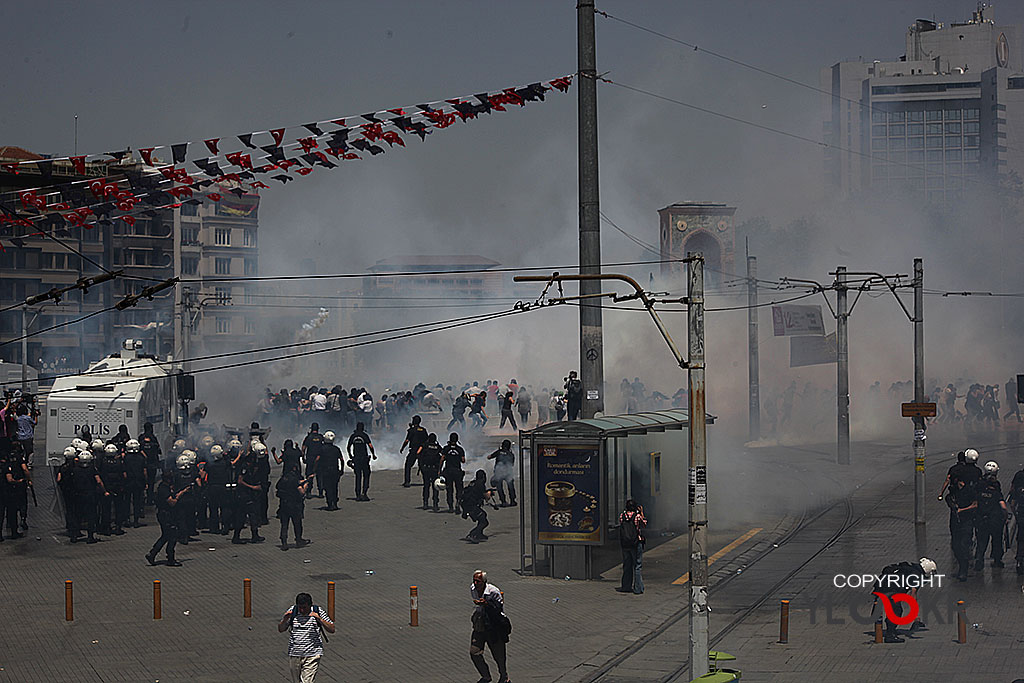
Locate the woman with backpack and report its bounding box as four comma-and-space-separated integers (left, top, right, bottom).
617, 499, 647, 594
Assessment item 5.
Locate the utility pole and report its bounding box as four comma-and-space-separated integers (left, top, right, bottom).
687, 253, 709, 678
102, 221, 114, 345
21, 306, 29, 391
747, 255, 760, 442
577, 0, 604, 418
836, 266, 850, 465
913, 258, 926, 526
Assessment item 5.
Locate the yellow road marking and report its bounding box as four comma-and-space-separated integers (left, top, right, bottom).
672, 527, 763, 585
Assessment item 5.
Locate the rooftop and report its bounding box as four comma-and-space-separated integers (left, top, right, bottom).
0, 146, 44, 162
368, 254, 501, 272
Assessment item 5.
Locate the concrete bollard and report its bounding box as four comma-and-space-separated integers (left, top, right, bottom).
778, 600, 789, 643
327, 581, 336, 621
153, 580, 162, 620
65, 580, 73, 621
410, 586, 419, 627
244, 578, 252, 619
956, 600, 966, 644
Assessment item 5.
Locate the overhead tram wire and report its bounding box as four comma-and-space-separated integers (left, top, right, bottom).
0, 305, 118, 347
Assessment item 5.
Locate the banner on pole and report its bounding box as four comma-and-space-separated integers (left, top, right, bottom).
772, 304, 825, 337
790, 332, 837, 367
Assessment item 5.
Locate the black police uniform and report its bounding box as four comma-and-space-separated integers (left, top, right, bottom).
951, 480, 978, 580
460, 477, 490, 541
489, 446, 517, 506
441, 443, 466, 513
70, 462, 102, 543
301, 431, 325, 498
402, 424, 428, 487
419, 441, 443, 510
98, 454, 127, 535
4, 457, 28, 538
872, 561, 924, 642
233, 458, 264, 543
348, 429, 373, 500
123, 449, 148, 526
139, 433, 161, 504
276, 470, 307, 545
317, 442, 344, 510
255, 450, 271, 525
566, 377, 583, 421
946, 461, 981, 542
147, 478, 181, 566
205, 455, 234, 533
974, 475, 1006, 568
173, 465, 199, 543
57, 458, 75, 534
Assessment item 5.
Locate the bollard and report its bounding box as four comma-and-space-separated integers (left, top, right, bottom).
243, 578, 252, 619
153, 580, 162, 620
874, 620, 883, 643
65, 580, 73, 622
327, 581, 336, 621
410, 586, 419, 627
778, 600, 789, 643
956, 600, 966, 644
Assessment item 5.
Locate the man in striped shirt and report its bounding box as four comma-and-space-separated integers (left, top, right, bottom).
278, 592, 335, 682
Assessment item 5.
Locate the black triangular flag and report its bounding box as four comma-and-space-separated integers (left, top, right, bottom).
10, 237, 25, 247
361, 113, 381, 123
519, 83, 547, 102
106, 149, 130, 161
328, 130, 349, 146
36, 159, 53, 182
271, 174, 292, 184
172, 143, 188, 163
302, 123, 324, 136
261, 145, 286, 163
237, 134, 256, 149
183, 198, 202, 205
473, 94, 493, 113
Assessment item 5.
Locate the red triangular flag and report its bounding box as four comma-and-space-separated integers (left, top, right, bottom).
139, 148, 155, 166
270, 128, 285, 146
204, 138, 220, 154
207, 193, 222, 201
120, 215, 136, 226
70, 156, 86, 174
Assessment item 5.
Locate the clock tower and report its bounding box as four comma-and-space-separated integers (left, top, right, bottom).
657, 202, 736, 284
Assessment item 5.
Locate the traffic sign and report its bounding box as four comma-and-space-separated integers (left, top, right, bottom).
901, 402, 936, 418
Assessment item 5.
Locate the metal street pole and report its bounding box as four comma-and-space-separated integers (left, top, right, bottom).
836, 266, 850, 465
747, 256, 760, 442
913, 258, 926, 526
687, 253, 709, 678
577, 0, 604, 418
21, 306, 28, 391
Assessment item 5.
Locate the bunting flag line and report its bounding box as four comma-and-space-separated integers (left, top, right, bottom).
0, 74, 574, 248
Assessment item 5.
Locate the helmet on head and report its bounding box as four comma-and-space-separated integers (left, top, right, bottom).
104, 443, 119, 455
77, 450, 95, 465
91, 439, 105, 450
984, 460, 999, 475
182, 449, 198, 466
411, 415, 421, 425
433, 476, 447, 491
172, 439, 186, 452
125, 439, 140, 452
964, 448, 979, 463
228, 438, 242, 451
919, 557, 938, 575
210, 444, 224, 457
71, 438, 86, 450
449, 433, 459, 444
200, 435, 214, 449
176, 454, 191, 470
323, 430, 335, 442
63, 446, 77, 459
501, 439, 512, 449
252, 441, 268, 455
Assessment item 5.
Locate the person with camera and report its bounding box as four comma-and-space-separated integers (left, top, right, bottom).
469, 570, 511, 683
146, 469, 189, 566
278, 592, 335, 683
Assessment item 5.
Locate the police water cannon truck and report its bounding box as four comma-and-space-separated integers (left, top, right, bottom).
44, 340, 176, 465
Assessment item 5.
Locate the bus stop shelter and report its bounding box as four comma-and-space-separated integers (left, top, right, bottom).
518, 409, 715, 580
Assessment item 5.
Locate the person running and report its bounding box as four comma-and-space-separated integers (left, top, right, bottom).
278, 592, 336, 683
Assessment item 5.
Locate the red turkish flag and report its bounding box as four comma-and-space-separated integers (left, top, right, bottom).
207, 193, 222, 201
270, 128, 285, 146
70, 156, 87, 174
204, 138, 220, 154
139, 148, 156, 166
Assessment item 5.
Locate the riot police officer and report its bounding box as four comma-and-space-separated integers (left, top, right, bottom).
205, 444, 232, 534
174, 450, 201, 543
441, 433, 466, 513
951, 472, 979, 582
123, 439, 148, 527
99, 443, 127, 535
254, 440, 272, 525
57, 445, 77, 535
347, 422, 375, 501
417, 433, 443, 511
139, 422, 162, 504
301, 423, 325, 499
487, 439, 517, 507
233, 443, 265, 544
146, 469, 186, 567
317, 431, 344, 511
70, 449, 108, 544
975, 461, 1009, 570
400, 415, 428, 487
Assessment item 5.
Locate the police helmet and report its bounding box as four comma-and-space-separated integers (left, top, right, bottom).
182, 449, 198, 466
252, 441, 268, 455
71, 438, 86, 450
172, 439, 186, 452
433, 476, 447, 491
125, 439, 141, 453
200, 435, 215, 449
228, 438, 242, 451
104, 443, 119, 455
449, 433, 459, 444
210, 444, 224, 457
91, 439, 105, 450
964, 448, 979, 463
501, 439, 512, 449
175, 454, 191, 470
63, 446, 77, 459
984, 460, 999, 475
77, 450, 95, 465
411, 415, 421, 425
919, 557, 937, 575
323, 430, 336, 442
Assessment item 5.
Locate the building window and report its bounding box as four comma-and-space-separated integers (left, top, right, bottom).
872, 109, 887, 123
907, 123, 923, 135
244, 288, 256, 304
926, 123, 943, 135
964, 108, 980, 119
889, 137, 905, 150
964, 162, 979, 175
871, 138, 886, 151
181, 202, 199, 216
945, 136, 961, 149
964, 121, 979, 134
926, 109, 942, 121
945, 149, 962, 161
215, 258, 231, 275
182, 225, 199, 245
182, 257, 199, 275
964, 135, 979, 147
926, 136, 943, 149
245, 318, 256, 334
888, 150, 906, 163
872, 124, 887, 137
907, 150, 925, 163
907, 110, 924, 122
907, 137, 924, 149
889, 123, 905, 136
944, 108, 961, 120
215, 228, 231, 246
215, 286, 231, 304
216, 317, 231, 334
944, 122, 961, 134
243, 229, 256, 247
889, 111, 905, 123
244, 258, 257, 275
964, 148, 980, 161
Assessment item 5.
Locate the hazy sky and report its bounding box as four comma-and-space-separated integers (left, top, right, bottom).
7, 1, 1023, 276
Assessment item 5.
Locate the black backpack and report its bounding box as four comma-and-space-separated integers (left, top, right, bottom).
619, 513, 639, 547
